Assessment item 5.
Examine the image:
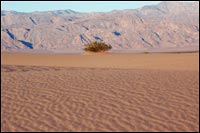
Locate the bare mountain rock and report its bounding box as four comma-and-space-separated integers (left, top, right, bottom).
1, 2, 199, 52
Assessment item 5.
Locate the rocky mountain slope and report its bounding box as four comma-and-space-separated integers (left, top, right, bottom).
1, 1, 199, 52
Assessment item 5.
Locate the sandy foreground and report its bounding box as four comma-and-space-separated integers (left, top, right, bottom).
1, 52, 199, 132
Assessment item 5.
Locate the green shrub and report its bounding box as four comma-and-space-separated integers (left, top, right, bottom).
84, 41, 112, 52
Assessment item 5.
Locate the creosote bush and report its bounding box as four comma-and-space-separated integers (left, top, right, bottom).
84, 41, 112, 52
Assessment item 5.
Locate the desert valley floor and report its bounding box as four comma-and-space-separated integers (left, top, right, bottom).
1, 52, 199, 132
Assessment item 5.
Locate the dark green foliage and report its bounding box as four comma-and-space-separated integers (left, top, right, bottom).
84, 41, 112, 52
144, 51, 149, 54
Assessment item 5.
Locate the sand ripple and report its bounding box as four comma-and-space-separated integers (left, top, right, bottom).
1, 65, 199, 132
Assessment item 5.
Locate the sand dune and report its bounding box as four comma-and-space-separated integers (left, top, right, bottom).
1, 52, 199, 70
1, 52, 199, 132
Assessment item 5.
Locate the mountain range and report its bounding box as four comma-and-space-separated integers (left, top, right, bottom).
1, 1, 199, 53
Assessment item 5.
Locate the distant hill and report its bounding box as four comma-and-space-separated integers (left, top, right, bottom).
1, 1, 199, 53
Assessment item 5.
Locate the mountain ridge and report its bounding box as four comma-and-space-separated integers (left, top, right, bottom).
1, 1, 199, 53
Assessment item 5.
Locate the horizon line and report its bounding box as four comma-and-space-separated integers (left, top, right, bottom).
1, 1, 196, 13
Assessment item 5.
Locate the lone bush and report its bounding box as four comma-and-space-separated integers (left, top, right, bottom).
144, 51, 149, 54
84, 41, 112, 52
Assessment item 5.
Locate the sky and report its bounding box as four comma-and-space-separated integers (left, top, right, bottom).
1, 1, 194, 13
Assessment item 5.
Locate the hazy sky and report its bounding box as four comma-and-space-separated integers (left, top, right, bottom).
1, 1, 194, 13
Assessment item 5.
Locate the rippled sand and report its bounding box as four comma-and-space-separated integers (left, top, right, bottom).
1, 52, 199, 132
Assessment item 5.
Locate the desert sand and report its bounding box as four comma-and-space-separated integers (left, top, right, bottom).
1, 52, 199, 132
1, 52, 199, 70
